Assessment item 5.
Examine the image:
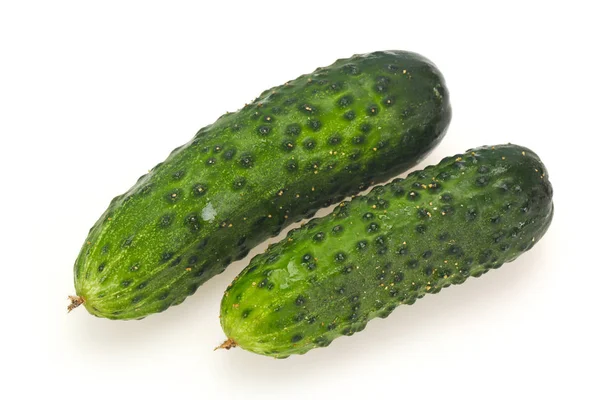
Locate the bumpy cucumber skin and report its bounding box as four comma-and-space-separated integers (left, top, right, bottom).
220, 144, 553, 358
73, 50, 451, 319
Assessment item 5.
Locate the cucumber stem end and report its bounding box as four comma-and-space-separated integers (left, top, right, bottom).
67, 295, 84, 312
215, 338, 237, 351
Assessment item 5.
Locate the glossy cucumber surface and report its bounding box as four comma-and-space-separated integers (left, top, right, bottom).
220, 144, 553, 357
72, 50, 451, 319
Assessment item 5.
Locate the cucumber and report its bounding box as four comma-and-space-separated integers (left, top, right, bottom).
219, 144, 553, 358
71, 50, 451, 319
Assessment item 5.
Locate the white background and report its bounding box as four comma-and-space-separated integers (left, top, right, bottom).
1, 1, 598, 399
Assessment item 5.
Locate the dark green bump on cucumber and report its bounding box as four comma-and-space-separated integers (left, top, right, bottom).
219, 144, 553, 357
71, 50, 451, 320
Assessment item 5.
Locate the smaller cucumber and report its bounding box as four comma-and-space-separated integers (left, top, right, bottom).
218, 144, 553, 358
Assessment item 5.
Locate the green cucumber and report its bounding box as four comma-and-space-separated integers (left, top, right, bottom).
219, 144, 553, 357
71, 50, 451, 319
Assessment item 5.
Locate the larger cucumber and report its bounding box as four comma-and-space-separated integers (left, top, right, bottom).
219, 144, 553, 357
71, 50, 451, 319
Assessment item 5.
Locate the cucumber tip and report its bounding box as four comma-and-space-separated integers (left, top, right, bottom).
215, 338, 237, 351
67, 295, 84, 312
